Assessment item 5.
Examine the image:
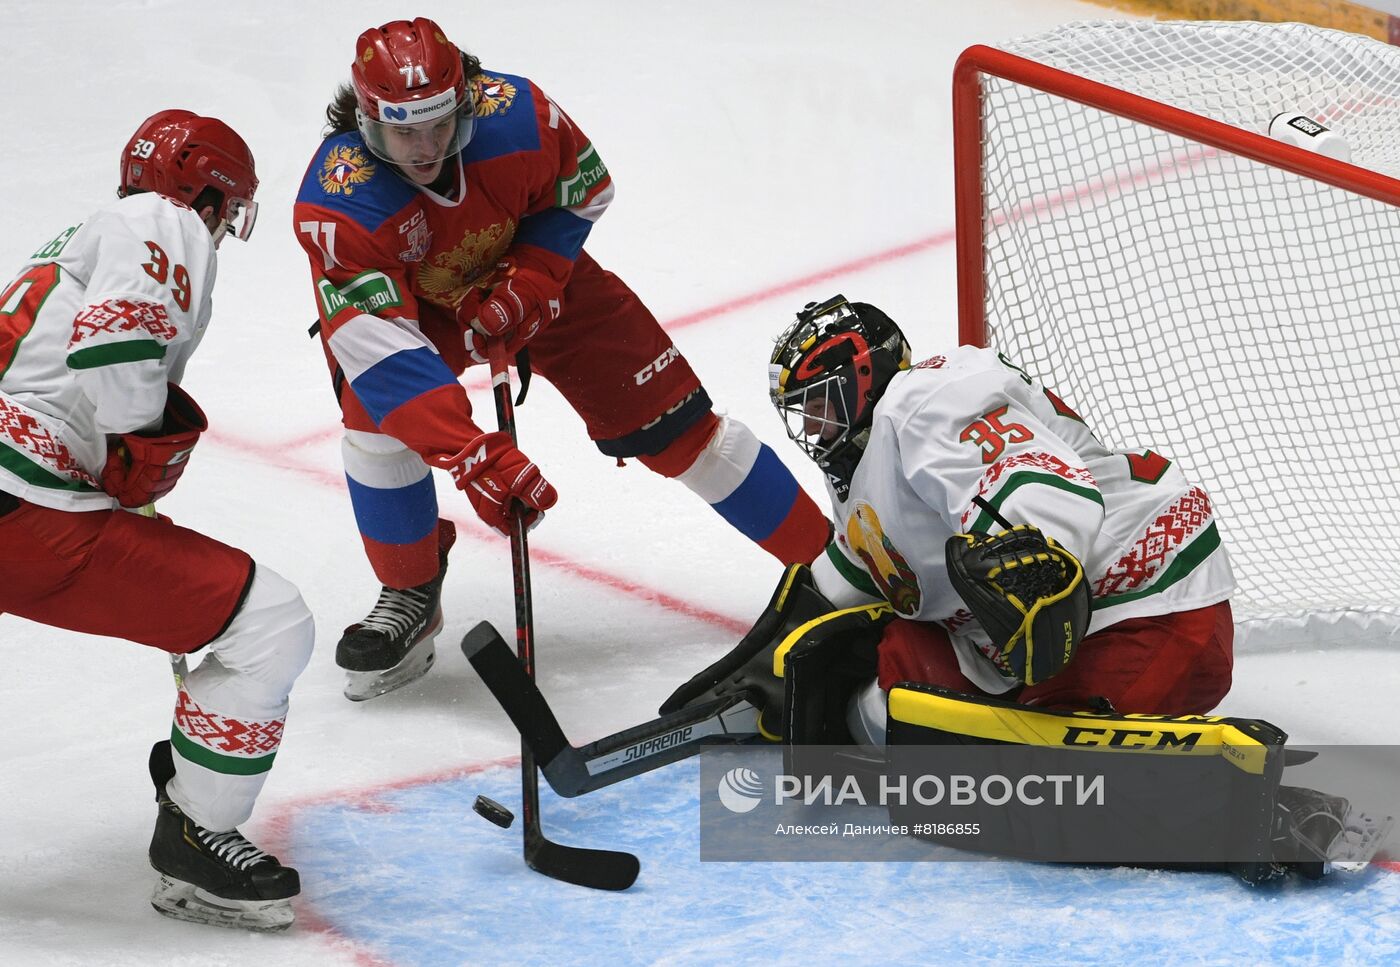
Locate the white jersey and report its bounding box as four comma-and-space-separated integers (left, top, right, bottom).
0, 193, 217, 511
812, 345, 1234, 694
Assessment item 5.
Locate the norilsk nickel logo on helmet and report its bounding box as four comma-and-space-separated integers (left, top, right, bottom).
377, 87, 458, 124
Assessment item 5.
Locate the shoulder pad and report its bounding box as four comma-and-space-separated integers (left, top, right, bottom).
90, 194, 214, 262
297, 132, 416, 233
464, 71, 543, 163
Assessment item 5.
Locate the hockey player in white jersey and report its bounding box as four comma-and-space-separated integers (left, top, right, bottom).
772, 293, 1233, 720
0, 111, 312, 929
663, 295, 1391, 879
660, 295, 1390, 879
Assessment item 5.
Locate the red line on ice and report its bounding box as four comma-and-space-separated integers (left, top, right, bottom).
245, 234, 955, 963
205, 229, 956, 629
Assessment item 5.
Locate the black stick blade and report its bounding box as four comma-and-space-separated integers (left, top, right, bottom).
462, 621, 571, 768
526, 832, 640, 891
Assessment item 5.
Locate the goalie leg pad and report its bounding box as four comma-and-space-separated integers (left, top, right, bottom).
885, 684, 1285, 871
884, 684, 1390, 880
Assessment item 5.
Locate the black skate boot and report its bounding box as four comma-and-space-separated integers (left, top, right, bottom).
338, 521, 454, 701
146, 741, 299, 931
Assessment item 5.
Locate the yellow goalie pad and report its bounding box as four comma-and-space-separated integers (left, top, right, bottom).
887, 683, 1281, 776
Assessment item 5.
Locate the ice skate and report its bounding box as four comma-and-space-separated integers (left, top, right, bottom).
338, 563, 447, 702
1275, 785, 1394, 880
147, 743, 299, 931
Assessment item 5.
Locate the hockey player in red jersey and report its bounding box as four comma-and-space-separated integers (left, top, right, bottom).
0, 112, 309, 930
294, 18, 829, 701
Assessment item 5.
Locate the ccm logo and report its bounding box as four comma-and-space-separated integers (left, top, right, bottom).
635, 346, 680, 384
1061, 726, 1202, 750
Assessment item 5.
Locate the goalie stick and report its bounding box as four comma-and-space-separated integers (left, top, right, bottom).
483, 340, 639, 892
461, 621, 761, 797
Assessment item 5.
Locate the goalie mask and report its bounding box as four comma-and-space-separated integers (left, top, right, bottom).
769, 295, 910, 498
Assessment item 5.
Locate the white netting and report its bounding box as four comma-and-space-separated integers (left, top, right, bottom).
977, 21, 1400, 650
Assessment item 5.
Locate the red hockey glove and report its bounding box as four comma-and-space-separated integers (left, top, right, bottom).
462, 263, 563, 357
434, 431, 558, 536
100, 383, 207, 508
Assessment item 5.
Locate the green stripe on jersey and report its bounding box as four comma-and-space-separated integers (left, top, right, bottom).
66, 340, 165, 370
969, 471, 1103, 533
0, 442, 98, 491
1093, 522, 1222, 610
170, 727, 277, 777
826, 543, 881, 598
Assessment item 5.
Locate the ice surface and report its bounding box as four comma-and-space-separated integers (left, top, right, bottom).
3, 1, 1397, 964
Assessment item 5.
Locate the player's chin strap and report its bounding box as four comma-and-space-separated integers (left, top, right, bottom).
883, 684, 1394, 883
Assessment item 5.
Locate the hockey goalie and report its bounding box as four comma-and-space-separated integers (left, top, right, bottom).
663, 294, 1390, 881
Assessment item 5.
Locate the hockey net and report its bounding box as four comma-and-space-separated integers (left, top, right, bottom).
954, 20, 1400, 650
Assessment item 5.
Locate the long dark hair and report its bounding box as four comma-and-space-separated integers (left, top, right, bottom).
324, 51, 484, 135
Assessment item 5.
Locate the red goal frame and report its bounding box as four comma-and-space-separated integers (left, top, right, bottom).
951, 43, 1400, 346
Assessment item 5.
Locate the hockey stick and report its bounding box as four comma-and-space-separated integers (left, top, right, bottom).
462, 621, 761, 797
483, 339, 640, 891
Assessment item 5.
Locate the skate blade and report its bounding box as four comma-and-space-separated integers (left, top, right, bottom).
1330, 812, 1396, 873
151, 873, 294, 932
343, 635, 437, 702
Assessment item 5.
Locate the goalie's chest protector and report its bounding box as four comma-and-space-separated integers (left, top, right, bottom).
828, 346, 1233, 657
828, 352, 1001, 628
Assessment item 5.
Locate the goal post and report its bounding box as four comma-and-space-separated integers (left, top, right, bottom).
953, 20, 1400, 649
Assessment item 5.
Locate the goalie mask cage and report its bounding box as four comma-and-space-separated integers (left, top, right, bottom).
954, 20, 1400, 650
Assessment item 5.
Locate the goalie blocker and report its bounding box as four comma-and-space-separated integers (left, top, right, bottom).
666, 515, 1093, 747
661, 563, 891, 745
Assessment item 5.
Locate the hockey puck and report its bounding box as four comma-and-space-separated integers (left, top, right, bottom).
473, 795, 515, 829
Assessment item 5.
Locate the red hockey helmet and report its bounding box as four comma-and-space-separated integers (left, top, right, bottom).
118, 110, 259, 242
351, 18, 475, 166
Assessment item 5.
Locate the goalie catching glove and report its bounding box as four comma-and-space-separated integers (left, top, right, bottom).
945, 523, 1090, 686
